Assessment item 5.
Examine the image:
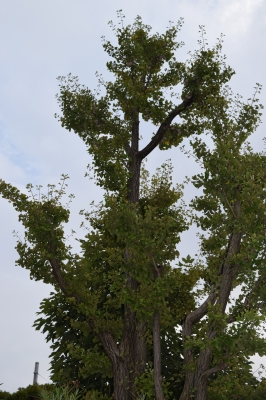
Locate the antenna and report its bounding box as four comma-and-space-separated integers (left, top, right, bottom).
33, 362, 39, 384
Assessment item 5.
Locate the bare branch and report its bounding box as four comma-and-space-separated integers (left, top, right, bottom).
218, 233, 233, 276
138, 94, 195, 160
150, 254, 162, 278
201, 362, 228, 379
48, 258, 68, 296
222, 186, 237, 219
124, 141, 131, 156
48, 243, 78, 300
98, 331, 120, 359
183, 287, 217, 338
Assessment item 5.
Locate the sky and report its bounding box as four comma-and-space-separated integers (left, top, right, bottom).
0, 0, 266, 393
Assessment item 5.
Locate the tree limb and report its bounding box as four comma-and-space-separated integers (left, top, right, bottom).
183, 287, 217, 338
201, 361, 228, 379
227, 274, 266, 323
124, 141, 131, 156
98, 331, 120, 359
138, 94, 195, 160
222, 186, 237, 219
218, 233, 233, 276
48, 258, 68, 296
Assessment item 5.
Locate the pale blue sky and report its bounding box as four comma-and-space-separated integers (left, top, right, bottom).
0, 0, 266, 392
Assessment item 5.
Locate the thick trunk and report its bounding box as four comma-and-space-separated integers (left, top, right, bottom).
179, 369, 195, 400
194, 377, 209, 400
180, 289, 217, 400
113, 362, 131, 400
128, 157, 141, 203
98, 332, 132, 400
127, 113, 140, 204
181, 352, 212, 400
99, 325, 146, 400
122, 118, 147, 396
101, 115, 147, 399
121, 274, 147, 398
193, 348, 213, 400
153, 312, 164, 400
124, 315, 147, 398
179, 368, 214, 400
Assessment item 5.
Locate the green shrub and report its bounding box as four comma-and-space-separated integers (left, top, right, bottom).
83, 391, 111, 400
39, 385, 82, 400
1, 384, 112, 400
39, 385, 111, 400
9, 384, 54, 400
0, 390, 12, 400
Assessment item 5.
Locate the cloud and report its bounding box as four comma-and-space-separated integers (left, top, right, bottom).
219, 0, 264, 35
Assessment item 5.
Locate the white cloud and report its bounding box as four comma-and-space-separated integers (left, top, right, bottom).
219, 0, 264, 35
0, 152, 27, 183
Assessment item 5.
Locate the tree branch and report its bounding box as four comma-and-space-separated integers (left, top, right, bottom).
124, 141, 131, 156
218, 233, 233, 276
98, 331, 120, 359
201, 361, 228, 379
183, 287, 217, 338
227, 274, 266, 323
222, 186, 237, 219
47, 241, 80, 300
138, 94, 195, 160
48, 258, 68, 296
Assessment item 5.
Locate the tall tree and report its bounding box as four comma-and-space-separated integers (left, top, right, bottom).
177, 84, 266, 399
1, 12, 265, 400
34, 291, 185, 398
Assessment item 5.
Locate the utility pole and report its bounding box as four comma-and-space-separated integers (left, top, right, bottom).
33, 362, 39, 385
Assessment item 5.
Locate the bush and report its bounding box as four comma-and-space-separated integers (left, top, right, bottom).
0, 390, 12, 400
39, 385, 111, 400
1, 384, 112, 400
2, 385, 54, 400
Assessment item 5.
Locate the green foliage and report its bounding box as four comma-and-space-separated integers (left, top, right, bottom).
0, 391, 12, 400
38, 385, 84, 400
34, 293, 113, 396
55, 14, 233, 195
0, 385, 112, 400
34, 291, 185, 396
1, 385, 54, 400
208, 363, 266, 400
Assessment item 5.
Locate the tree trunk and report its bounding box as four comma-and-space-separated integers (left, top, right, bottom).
102, 116, 147, 399
179, 370, 195, 400
113, 361, 131, 400
99, 329, 146, 400
121, 129, 147, 397
153, 312, 164, 400
180, 348, 220, 400
97, 331, 128, 399
193, 348, 213, 400
121, 274, 147, 398
128, 156, 141, 204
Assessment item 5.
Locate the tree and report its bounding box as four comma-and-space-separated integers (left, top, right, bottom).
1, 11, 266, 400
207, 362, 266, 400
34, 291, 185, 398
34, 293, 114, 397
